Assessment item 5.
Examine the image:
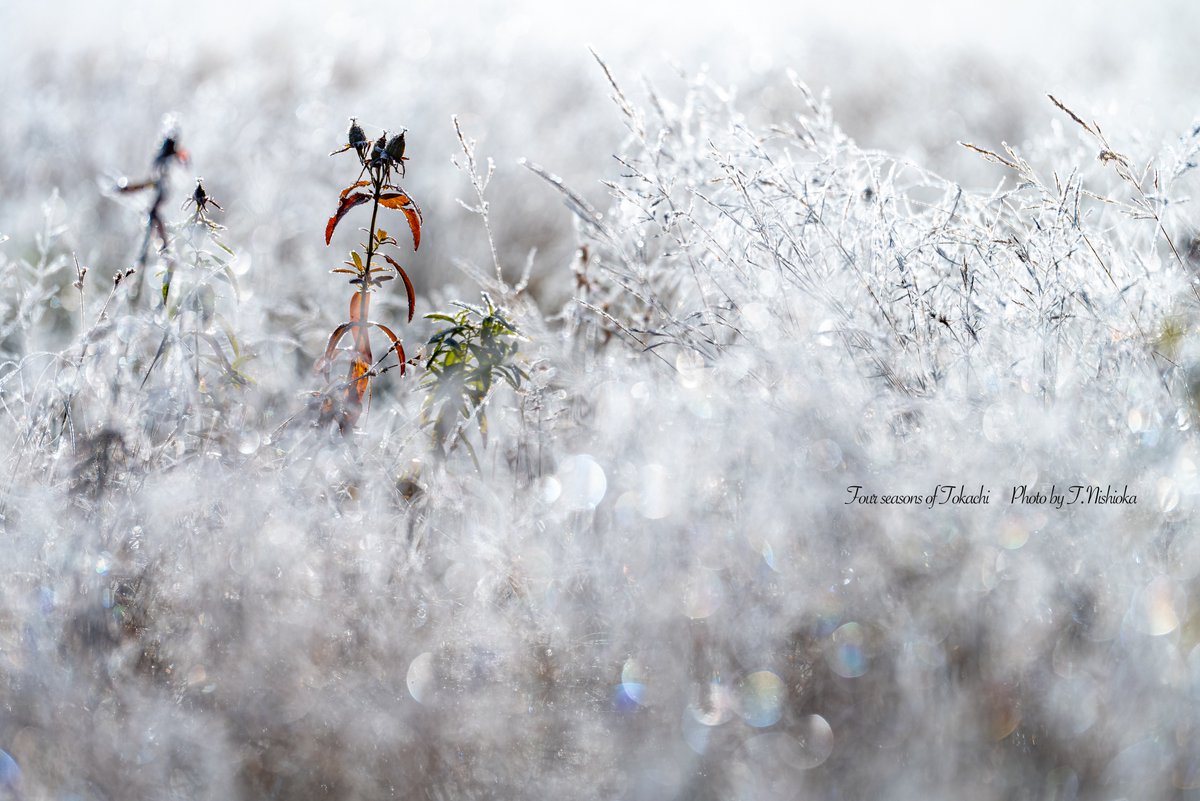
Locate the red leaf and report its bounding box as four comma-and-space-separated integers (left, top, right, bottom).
317, 321, 354, 374
349, 290, 373, 327
395, 339, 406, 375
370, 322, 406, 376
350, 291, 372, 369
325, 193, 371, 245
383, 255, 416, 323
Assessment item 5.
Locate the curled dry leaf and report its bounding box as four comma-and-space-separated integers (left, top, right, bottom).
384, 254, 417, 323
378, 191, 414, 207
325, 192, 372, 245
371, 322, 407, 376
317, 322, 355, 375
379, 192, 422, 250
340, 180, 371, 199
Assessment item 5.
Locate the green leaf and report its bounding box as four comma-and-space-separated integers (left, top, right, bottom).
424, 313, 460, 324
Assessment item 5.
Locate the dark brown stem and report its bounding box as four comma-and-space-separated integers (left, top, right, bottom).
357, 170, 386, 341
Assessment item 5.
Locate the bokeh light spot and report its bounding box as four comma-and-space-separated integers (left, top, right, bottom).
407, 652, 437, 705
739, 670, 785, 728
826, 621, 868, 678
556, 454, 606, 510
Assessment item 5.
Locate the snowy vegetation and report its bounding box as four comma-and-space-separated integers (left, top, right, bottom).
2, 9, 1200, 800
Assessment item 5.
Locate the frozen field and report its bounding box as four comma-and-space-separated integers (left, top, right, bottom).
2, 2, 1200, 799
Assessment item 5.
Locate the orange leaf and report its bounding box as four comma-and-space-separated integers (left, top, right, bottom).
401, 207, 421, 251
346, 293, 373, 409
383, 255, 416, 323
378, 191, 413, 208
340, 180, 371, 199
379, 192, 422, 250
325, 193, 371, 245
348, 351, 372, 407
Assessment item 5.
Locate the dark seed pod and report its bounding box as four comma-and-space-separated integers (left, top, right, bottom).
370, 134, 388, 167
385, 131, 406, 162
189, 178, 222, 215
348, 118, 368, 155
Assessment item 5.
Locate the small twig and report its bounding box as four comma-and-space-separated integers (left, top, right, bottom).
959, 141, 1020, 171
452, 115, 505, 291
71, 252, 87, 331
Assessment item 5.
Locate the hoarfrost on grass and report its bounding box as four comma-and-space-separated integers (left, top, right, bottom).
2, 8, 1200, 801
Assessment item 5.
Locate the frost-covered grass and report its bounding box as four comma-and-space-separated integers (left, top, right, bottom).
3, 9, 1200, 801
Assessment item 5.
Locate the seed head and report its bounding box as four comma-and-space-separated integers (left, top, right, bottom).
385, 131, 406, 163
370, 134, 389, 168
187, 178, 223, 218
348, 118, 368, 155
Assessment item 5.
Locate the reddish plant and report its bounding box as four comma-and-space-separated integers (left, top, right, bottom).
316, 119, 423, 432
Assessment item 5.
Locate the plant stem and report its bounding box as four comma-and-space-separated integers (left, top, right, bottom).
358, 171, 385, 333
